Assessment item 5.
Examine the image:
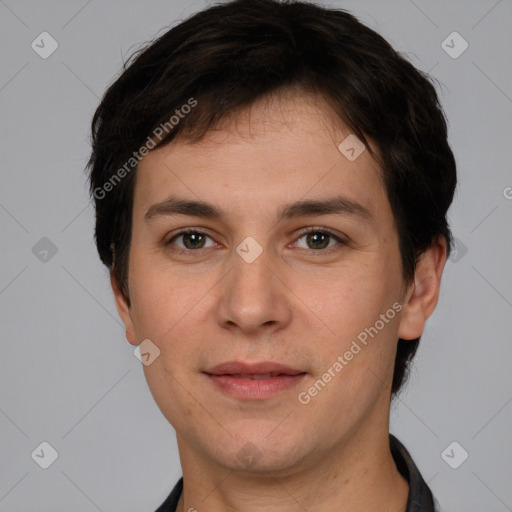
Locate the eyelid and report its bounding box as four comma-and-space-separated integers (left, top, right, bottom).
295, 226, 346, 241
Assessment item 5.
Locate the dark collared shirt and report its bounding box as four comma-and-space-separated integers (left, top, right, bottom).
155, 433, 440, 511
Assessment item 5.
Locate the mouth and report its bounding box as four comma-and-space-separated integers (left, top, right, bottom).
203, 361, 307, 400
217, 373, 302, 379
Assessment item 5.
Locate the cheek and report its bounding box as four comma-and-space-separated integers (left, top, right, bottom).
294, 265, 400, 430
129, 261, 209, 425
128, 249, 189, 332
127, 255, 215, 370
300, 258, 397, 333
295, 254, 402, 395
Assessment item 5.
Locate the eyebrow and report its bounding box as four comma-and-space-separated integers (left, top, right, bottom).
144, 195, 373, 223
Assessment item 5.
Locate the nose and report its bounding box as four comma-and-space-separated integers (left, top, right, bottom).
214, 245, 293, 336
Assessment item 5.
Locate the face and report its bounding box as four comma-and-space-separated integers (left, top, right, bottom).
113, 91, 444, 475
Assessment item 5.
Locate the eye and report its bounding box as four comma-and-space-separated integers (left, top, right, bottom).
165, 227, 346, 254
166, 230, 216, 251
294, 228, 345, 252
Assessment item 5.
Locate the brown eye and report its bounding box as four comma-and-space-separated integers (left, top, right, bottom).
182, 232, 206, 249
167, 230, 215, 251
305, 232, 330, 249
295, 229, 343, 251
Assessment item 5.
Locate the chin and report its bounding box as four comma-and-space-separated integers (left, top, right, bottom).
205, 431, 310, 475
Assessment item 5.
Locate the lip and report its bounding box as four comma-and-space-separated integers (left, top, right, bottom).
205, 360, 305, 376
203, 360, 307, 400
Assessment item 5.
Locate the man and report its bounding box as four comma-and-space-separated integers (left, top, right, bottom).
87, 0, 456, 510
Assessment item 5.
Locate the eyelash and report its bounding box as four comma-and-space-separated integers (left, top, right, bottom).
165, 227, 346, 255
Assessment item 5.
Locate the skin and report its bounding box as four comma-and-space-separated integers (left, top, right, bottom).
112, 90, 447, 512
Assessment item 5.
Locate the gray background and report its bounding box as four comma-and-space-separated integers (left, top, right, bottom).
1, 0, 511, 510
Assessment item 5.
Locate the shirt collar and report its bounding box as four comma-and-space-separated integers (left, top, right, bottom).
389, 433, 440, 512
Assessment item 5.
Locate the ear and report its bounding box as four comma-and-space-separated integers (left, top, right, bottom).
110, 272, 138, 346
398, 236, 448, 340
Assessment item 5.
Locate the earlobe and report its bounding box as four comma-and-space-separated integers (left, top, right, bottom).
110, 272, 138, 346
397, 237, 447, 341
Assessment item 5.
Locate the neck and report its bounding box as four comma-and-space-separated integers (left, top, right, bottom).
175, 422, 409, 512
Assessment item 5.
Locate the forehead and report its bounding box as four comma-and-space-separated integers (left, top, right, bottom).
134, 91, 389, 225
174, 89, 377, 159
